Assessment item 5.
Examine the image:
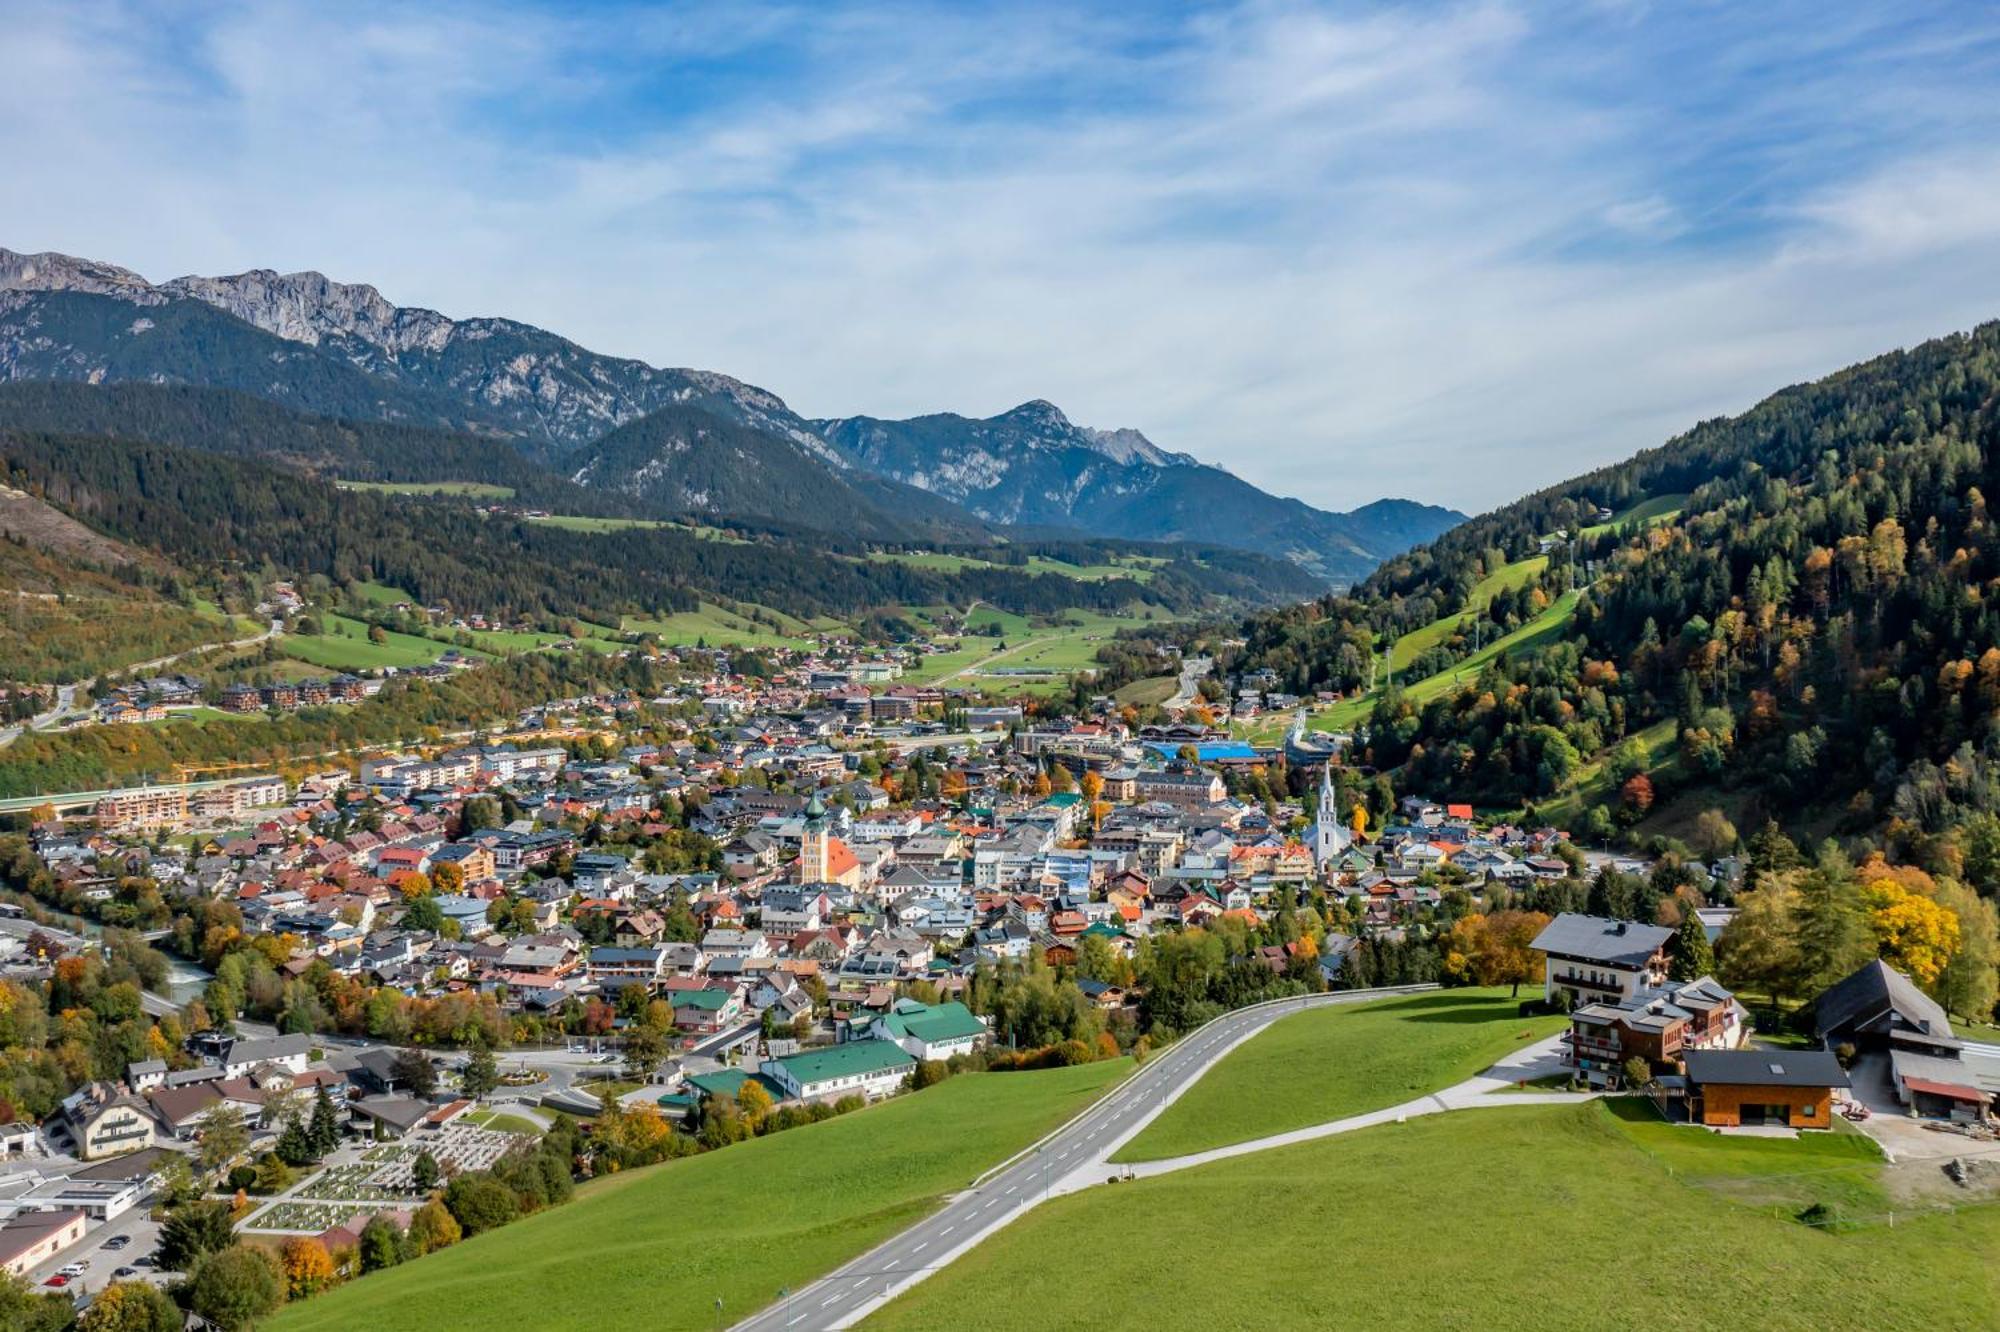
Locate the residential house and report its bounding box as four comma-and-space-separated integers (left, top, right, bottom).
1680, 1049, 1849, 1130
1531, 913, 1673, 1007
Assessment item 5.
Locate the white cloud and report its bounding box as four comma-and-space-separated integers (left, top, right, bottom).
4, 0, 2000, 514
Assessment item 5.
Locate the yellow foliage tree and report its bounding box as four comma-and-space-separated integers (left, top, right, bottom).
280, 1236, 337, 1299
1864, 879, 1960, 986
1349, 802, 1368, 843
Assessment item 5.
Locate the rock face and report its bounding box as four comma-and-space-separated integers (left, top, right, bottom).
0, 248, 834, 463
815, 402, 1465, 584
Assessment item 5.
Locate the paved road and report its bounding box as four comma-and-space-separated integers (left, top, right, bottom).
1162, 655, 1212, 713
733, 984, 1435, 1331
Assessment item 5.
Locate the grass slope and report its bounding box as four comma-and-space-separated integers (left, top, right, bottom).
870, 1101, 2000, 1331
271, 1062, 1128, 1332
282, 614, 455, 670
1114, 989, 1565, 1162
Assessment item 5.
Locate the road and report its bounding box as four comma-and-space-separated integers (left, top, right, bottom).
0, 618, 282, 750
733, 984, 1435, 1331
1162, 654, 1212, 713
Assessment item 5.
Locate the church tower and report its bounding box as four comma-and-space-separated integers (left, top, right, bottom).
798, 789, 831, 883
1314, 764, 1351, 871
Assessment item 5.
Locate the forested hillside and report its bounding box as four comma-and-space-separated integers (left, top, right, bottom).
1229, 321, 2000, 865
0, 425, 1305, 630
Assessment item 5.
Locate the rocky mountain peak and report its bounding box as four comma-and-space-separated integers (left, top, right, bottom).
158, 268, 456, 353
0, 247, 160, 302
998, 398, 1073, 430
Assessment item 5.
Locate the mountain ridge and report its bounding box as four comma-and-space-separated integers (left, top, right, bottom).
0, 245, 1463, 584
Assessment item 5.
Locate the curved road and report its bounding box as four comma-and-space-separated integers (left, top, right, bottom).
734, 983, 1435, 1331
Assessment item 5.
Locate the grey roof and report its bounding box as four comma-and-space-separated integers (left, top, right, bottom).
1530, 913, 1673, 967
1814, 960, 1954, 1044
1683, 1048, 1850, 1090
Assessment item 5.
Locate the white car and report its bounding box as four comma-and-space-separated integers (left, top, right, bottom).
58, 1262, 86, 1277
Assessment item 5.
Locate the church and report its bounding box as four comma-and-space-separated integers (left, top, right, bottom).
1312, 764, 1357, 873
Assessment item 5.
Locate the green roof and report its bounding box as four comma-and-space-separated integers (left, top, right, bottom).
774, 1038, 914, 1086
878, 1001, 986, 1045
1043, 792, 1084, 808
686, 1069, 750, 1098
674, 989, 732, 1011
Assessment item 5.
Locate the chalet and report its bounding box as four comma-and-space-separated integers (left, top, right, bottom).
1566, 976, 1746, 1088
1531, 913, 1672, 1007
1681, 1049, 1849, 1130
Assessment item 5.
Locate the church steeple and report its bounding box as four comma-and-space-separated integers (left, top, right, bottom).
798, 788, 831, 882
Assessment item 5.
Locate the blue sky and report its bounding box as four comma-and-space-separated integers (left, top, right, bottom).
7, 1, 2000, 512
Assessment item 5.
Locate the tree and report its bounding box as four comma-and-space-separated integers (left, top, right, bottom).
1666, 913, 1717, 981
431, 861, 467, 894
1691, 809, 1739, 862
736, 1079, 773, 1128
194, 1102, 249, 1176
401, 896, 446, 934
407, 1198, 461, 1254
1864, 878, 1959, 988
0, 1272, 75, 1332
622, 1025, 667, 1080
1717, 881, 1803, 1006
186, 1244, 285, 1330
393, 1048, 438, 1097
276, 1113, 315, 1167
462, 1041, 500, 1100
79, 1280, 181, 1331
358, 1215, 405, 1273
252, 1152, 293, 1195
1932, 880, 1999, 1022
1447, 911, 1550, 995
308, 1085, 341, 1157
158, 1199, 236, 1271
1621, 1056, 1652, 1090
1619, 773, 1654, 816
443, 1173, 520, 1235
412, 1149, 441, 1194
279, 1236, 337, 1299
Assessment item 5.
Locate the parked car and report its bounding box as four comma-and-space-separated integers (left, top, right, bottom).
58, 1263, 85, 1276
43, 1275, 70, 1288
112, 1266, 138, 1278
103, 1235, 131, 1250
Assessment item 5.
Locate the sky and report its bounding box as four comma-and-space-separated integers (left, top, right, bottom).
7, 1, 2000, 513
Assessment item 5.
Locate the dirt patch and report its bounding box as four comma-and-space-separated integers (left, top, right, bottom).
0, 485, 158, 570
1884, 1143, 2000, 1206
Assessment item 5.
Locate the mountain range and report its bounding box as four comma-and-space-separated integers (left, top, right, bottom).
0, 247, 1462, 584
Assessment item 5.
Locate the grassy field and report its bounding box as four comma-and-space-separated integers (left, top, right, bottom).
869, 1100, 1999, 1331
1388, 554, 1550, 672
525, 514, 671, 533
1580, 492, 1687, 538
864, 550, 1160, 582
283, 613, 456, 671
271, 1062, 1127, 1332
1114, 989, 1567, 1162
1113, 674, 1180, 707
336, 480, 515, 498
623, 601, 829, 651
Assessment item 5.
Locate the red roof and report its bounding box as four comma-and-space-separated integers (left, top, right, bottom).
1446, 804, 1474, 819
1902, 1076, 1988, 1103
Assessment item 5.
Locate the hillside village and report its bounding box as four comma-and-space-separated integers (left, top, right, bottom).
0, 621, 1994, 1328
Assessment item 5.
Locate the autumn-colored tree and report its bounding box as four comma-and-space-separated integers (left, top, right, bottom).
1079, 771, 1104, 804
1349, 801, 1368, 843
1031, 770, 1053, 799
396, 872, 432, 901
431, 861, 466, 895
1863, 878, 1959, 986
407, 1198, 462, 1255
737, 1079, 774, 1127
79, 1280, 181, 1331
279, 1236, 336, 1299
1619, 773, 1655, 815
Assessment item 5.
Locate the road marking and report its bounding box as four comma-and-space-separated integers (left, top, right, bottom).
913, 1241, 928, 1253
